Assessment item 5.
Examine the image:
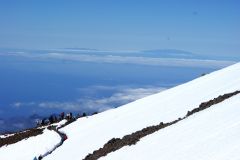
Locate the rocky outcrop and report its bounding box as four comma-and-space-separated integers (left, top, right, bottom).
186, 90, 240, 117
84, 120, 180, 160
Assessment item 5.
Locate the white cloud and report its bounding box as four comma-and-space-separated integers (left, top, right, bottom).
12, 86, 166, 113
93, 87, 165, 104
1, 51, 235, 68
38, 86, 166, 112
44, 53, 235, 68
12, 102, 36, 108
13, 102, 22, 108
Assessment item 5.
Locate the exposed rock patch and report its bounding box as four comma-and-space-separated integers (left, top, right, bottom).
186, 90, 240, 117
0, 118, 75, 148
0, 128, 43, 147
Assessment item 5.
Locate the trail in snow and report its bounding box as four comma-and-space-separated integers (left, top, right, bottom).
40, 119, 77, 159
0, 119, 68, 149
83, 90, 240, 160
41, 119, 77, 159
39, 127, 68, 160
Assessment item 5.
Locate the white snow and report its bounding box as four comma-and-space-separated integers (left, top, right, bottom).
101, 94, 240, 160
0, 129, 61, 160
0, 130, 32, 138
1, 62, 240, 160
0, 133, 15, 138
54, 119, 68, 129
54, 119, 67, 129
37, 119, 68, 130
43, 62, 240, 160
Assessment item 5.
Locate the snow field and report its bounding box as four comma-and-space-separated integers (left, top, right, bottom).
0, 129, 61, 160
45, 63, 240, 160
101, 94, 240, 160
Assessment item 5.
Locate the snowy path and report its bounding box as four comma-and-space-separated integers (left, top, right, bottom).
40, 128, 68, 160
0, 120, 68, 160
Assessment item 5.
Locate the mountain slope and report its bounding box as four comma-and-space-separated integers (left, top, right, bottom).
0, 129, 61, 160
43, 62, 240, 160
101, 94, 240, 160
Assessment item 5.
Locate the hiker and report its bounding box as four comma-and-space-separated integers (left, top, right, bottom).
36, 119, 41, 127
53, 115, 57, 123
66, 113, 70, 120
42, 118, 50, 125
49, 115, 54, 124
76, 113, 81, 119
66, 113, 73, 120
63, 134, 68, 141
60, 112, 65, 120
41, 118, 46, 126
82, 112, 87, 117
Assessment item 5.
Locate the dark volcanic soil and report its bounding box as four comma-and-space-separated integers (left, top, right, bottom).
0, 118, 76, 148
0, 128, 43, 147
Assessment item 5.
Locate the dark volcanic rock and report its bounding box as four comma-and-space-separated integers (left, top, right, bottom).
0, 128, 43, 147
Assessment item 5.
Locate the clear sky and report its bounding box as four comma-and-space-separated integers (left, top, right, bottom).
0, 0, 239, 56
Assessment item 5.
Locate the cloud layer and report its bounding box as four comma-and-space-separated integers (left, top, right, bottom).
12, 86, 166, 113
1, 51, 236, 68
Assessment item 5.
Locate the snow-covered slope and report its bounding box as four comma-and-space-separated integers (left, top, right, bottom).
0, 129, 61, 160
42, 62, 240, 160
101, 94, 240, 160
0, 119, 68, 160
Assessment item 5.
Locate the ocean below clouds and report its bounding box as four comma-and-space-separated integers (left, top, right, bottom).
0, 48, 234, 133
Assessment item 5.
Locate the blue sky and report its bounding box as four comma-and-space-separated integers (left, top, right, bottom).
0, 0, 239, 56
